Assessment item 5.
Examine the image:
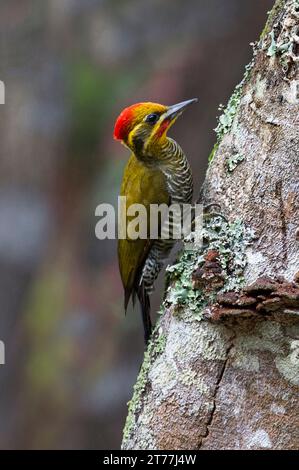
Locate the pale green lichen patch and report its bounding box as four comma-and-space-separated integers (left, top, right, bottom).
166, 245, 203, 317
167, 320, 231, 363
275, 339, 299, 386
265, 0, 299, 73
209, 60, 255, 163
236, 335, 284, 355
122, 329, 166, 444
267, 30, 279, 57
179, 368, 211, 395
165, 217, 254, 316
215, 86, 243, 138
148, 356, 177, 398
234, 321, 286, 356
147, 322, 221, 404
179, 368, 197, 386
253, 73, 267, 101
231, 351, 260, 373
267, 30, 296, 66
226, 152, 245, 172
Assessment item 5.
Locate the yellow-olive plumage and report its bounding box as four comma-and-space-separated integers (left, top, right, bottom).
114, 99, 197, 343
118, 156, 169, 307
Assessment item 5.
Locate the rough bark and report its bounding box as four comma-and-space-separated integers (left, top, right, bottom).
122, 0, 299, 450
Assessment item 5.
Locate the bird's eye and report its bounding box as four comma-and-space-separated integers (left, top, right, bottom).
145, 113, 159, 124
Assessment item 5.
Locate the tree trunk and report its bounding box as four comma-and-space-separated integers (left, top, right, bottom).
122, 0, 299, 450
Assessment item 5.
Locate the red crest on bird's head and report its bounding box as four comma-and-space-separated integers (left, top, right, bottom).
113, 103, 141, 141
113, 102, 167, 142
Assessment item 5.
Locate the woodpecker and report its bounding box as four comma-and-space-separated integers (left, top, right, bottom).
114, 99, 197, 344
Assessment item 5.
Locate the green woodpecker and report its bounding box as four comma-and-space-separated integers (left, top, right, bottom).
114, 99, 197, 344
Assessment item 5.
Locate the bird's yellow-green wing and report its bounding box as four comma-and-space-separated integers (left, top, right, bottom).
118, 153, 169, 308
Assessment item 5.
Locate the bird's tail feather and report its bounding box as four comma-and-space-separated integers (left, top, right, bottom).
137, 284, 152, 345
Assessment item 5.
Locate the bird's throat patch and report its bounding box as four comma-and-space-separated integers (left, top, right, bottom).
156, 119, 170, 138
132, 135, 144, 154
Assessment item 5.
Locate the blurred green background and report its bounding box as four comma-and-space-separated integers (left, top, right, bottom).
0, 0, 273, 449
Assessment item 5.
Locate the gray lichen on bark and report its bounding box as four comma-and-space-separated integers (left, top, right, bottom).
122, 0, 299, 450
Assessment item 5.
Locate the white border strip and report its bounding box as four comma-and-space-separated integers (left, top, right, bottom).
0, 80, 5, 104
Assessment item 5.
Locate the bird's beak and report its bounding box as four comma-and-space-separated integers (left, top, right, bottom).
154, 98, 198, 140
164, 98, 198, 121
